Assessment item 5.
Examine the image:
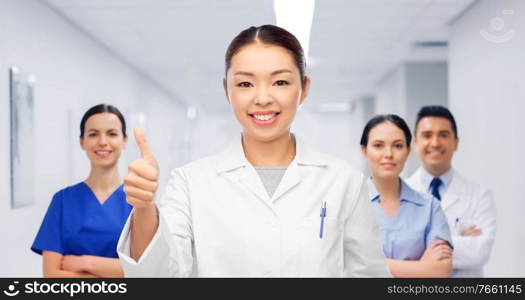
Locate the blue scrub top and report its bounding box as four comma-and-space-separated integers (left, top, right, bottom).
31, 182, 132, 258
368, 178, 452, 260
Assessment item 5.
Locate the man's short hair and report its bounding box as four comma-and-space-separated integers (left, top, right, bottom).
415, 105, 458, 138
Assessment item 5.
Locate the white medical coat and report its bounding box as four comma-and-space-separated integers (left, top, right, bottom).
407, 168, 496, 277
118, 136, 391, 277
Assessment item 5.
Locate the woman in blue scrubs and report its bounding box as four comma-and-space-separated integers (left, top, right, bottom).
360, 114, 453, 277
31, 104, 132, 277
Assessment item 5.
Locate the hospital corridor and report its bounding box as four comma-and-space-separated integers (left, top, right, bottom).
0, 0, 524, 278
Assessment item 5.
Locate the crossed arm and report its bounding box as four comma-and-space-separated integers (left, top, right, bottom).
43, 250, 124, 278
387, 240, 453, 278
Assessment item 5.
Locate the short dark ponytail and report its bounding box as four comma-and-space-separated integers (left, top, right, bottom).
360, 114, 412, 147
415, 105, 458, 138
225, 24, 306, 87
79, 104, 127, 138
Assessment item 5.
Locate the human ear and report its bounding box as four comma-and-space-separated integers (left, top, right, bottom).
223, 78, 231, 104
299, 76, 311, 105
360, 145, 367, 157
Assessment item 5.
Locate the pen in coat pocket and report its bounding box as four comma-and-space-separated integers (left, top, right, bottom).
319, 202, 326, 239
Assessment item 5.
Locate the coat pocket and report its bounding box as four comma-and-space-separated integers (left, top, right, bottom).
299, 217, 344, 277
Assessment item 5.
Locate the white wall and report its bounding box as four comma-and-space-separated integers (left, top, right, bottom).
405, 62, 449, 129
188, 109, 241, 162
449, 0, 525, 276
0, 0, 187, 276
293, 107, 366, 169
375, 65, 407, 118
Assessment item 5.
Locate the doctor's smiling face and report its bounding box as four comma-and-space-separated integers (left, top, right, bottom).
414, 116, 458, 176
80, 110, 127, 169
361, 115, 412, 180
224, 25, 310, 143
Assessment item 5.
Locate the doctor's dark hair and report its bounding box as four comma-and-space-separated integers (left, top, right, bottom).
415, 105, 458, 138
225, 24, 307, 87
360, 114, 412, 147
79, 104, 127, 138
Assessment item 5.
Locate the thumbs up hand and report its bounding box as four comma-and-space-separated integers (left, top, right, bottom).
124, 127, 159, 209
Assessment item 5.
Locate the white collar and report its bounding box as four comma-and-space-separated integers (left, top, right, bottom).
419, 167, 454, 192
214, 133, 329, 174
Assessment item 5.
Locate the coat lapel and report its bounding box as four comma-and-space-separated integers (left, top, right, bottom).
270, 160, 301, 203
215, 137, 273, 205
441, 172, 461, 211
238, 166, 272, 204
215, 134, 327, 206
271, 137, 328, 203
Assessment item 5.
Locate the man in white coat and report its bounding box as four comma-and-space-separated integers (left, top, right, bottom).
406, 105, 496, 277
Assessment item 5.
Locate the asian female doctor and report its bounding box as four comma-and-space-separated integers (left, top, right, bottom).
360, 114, 453, 277
117, 25, 391, 277
31, 104, 132, 277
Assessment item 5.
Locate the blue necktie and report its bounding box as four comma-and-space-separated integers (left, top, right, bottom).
429, 177, 443, 201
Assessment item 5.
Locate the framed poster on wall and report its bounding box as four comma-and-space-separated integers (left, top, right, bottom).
10, 67, 35, 208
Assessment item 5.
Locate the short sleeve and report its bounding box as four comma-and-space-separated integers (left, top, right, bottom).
31, 191, 64, 255
425, 198, 453, 248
